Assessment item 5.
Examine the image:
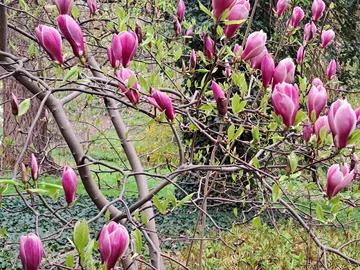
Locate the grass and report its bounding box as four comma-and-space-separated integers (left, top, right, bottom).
176, 220, 360, 270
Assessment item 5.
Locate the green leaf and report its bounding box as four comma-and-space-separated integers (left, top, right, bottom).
233, 207, 238, 217
0, 184, 8, 195
251, 156, 260, 168
251, 125, 260, 142
177, 193, 194, 208
141, 211, 149, 225
133, 229, 142, 254
293, 110, 307, 127
199, 1, 215, 20
228, 124, 235, 142
84, 239, 95, 263
138, 75, 149, 93
63, 66, 81, 82
72, 4, 79, 18
174, 48, 182, 61
66, 255, 74, 268
252, 216, 261, 228
153, 196, 165, 214
224, 19, 246, 25
27, 189, 49, 195
73, 220, 89, 252
316, 204, 326, 223
232, 93, 247, 114
0, 179, 18, 186
38, 182, 62, 200
104, 210, 111, 221
288, 152, 298, 173
18, 99, 31, 118
347, 130, 360, 145
272, 183, 281, 202
19, 0, 29, 10
331, 203, 340, 217
127, 74, 136, 89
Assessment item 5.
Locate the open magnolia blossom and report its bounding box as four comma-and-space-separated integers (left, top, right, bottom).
326, 156, 358, 198
272, 82, 299, 127
99, 222, 129, 270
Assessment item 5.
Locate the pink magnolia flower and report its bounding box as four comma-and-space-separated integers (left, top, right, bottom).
250, 48, 267, 69
224, 59, 231, 77
304, 22, 317, 41
211, 81, 227, 116
276, 0, 289, 16
355, 107, 360, 125
53, 0, 73, 15
321, 29, 335, 48
241, 30, 267, 61
261, 54, 274, 88
233, 43, 241, 62
177, 0, 185, 21
326, 163, 357, 198
272, 82, 299, 127
326, 60, 336, 80
173, 16, 181, 36
19, 233, 44, 270
99, 222, 129, 270
147, 90, 176, 120
302, 122, 313, 142
35, 25, 64, 64
288, 7, 304, 28
328, 99, 356, 148
312, 0, 326, 21
87, 0, 97, 14
272, 58, 295, 86
308, 85, 327, 121
314, 115, 330, 142
145, 3, 151, 13
10, 93, 19, 116
135, 19, 143, 44
224, 0, 250, 39
57, 15, 85, 57
212, 0, 235, 19
62, 166, 78, 204
203, 32, 215, 60
117, 68, 140, 104
111, 31, 138, 67
312, 78, 323, 87
296, 46, 305, 63
31, 153, 39, 180
190, 49, 196, 71
184, 25, 193, 43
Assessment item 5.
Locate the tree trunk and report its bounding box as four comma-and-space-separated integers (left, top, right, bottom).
1, 7, 52, 173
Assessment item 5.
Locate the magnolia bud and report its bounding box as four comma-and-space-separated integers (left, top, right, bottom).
99, 222, 129, 270
19, 233, 44, 270
62, 166, 78, 204
328, 100, 356, 148
21, 163, 28, 184
57, 15, 85, 57
11, 93, 19, 116
177, 0, 185, 21
326, 60, 336, 80
31, 154, 39, 181
321, 30, 335, 48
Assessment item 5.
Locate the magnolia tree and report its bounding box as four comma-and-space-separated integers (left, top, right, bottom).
0, 0, 360, 269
